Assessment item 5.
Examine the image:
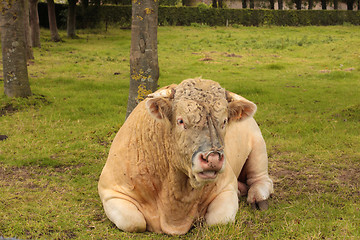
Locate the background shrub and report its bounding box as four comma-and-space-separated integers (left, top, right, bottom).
38, 3, 360, 28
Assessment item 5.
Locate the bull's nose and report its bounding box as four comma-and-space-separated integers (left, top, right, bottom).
200, 151, 224, 170
205, 151, 221, 162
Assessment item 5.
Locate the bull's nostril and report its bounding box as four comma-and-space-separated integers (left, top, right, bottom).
201, 154, 208, 163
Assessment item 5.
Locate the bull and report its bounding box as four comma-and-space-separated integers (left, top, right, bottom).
98, 78, 273, 235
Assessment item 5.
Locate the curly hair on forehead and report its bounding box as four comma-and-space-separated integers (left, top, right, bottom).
174, 78, 226, 104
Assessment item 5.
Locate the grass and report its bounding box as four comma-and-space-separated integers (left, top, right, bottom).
1, 25, 359, 239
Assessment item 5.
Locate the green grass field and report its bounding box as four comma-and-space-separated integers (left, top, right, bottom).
1, 25, 359, 239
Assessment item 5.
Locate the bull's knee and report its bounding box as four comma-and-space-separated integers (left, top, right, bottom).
205, 191, 238, 226
103, 198, 146, 232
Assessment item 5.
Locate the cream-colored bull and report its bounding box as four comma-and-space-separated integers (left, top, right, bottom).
98, 78, 273, 235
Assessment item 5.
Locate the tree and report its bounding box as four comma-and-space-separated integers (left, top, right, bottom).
241, 0, 247, 8
346, 0, 354, 10
269, 0, 275, 9
321, 0, 327, 9
278, 0, 283, 9
67, 0, 77, 38
250, 0, 254, 8
47, 0, 61, 42
295, 0, 301, 9
182, 0, 198, 6
29, 0, 41, 47
82, 0, 89, 8
212, 0, 223, 8
308, 0, 313, 9
242, 0, 247, 8
126, 0, 159, 119
1, 0, 32, 98
24, 0, 34, 60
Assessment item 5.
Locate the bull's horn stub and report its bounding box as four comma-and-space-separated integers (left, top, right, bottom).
147, 88, 175, 99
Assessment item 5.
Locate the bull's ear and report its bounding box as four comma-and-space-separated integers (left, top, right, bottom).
226, 91, 257, 121
146, 98, 172, 120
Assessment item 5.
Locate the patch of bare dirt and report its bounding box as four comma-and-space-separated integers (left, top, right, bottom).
0, 103, 17, 117
199, 57, 214, 61
269, 154, 360, 201
0, 164, 84, 189
0, 165, 39, 189
224, 53, 242, 58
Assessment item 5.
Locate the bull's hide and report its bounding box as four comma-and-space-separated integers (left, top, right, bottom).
98, 78, 273, 235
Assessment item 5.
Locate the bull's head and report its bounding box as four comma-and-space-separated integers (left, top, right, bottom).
146, 78, 256, 188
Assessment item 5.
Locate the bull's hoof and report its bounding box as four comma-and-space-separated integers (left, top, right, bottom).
251, 200, 269, 211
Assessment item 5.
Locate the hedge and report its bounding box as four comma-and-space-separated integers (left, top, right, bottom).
38, 3, 360, 29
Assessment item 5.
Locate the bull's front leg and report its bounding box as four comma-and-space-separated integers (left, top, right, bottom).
205, 189, 239, 226
240, 135, 273, 210
103, 197, 146, 232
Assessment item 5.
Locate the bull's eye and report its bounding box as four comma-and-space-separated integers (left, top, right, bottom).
222, 118, 228, 129
177, 118, 186, 129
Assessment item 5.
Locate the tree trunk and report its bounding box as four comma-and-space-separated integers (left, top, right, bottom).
333, 0, 338, 9
250, 0, 254, 8
296, 0, 301, 9
278, 0, 283, 9
212, 0, 217, 8
126, 0, 159, 119
24, 0, 34, 60
29, 0, 40, 47
47, 0, 61, 42
182, 0, 198, 6
321, 0, 327, 9
269, 0, 274, 9
346, 0, 354, 10
82, 0, 88, 8
242, 0, 247, 8
308, 0, 313, 9
1, 0, 32, 98
67, 0, 77, 38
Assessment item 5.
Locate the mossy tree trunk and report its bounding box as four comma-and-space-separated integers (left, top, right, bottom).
67, 0, 77, 38
126, 0, 159, 119
29, 0, 40, 48
47, 0, 61, 42
0, 0, 32, 98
